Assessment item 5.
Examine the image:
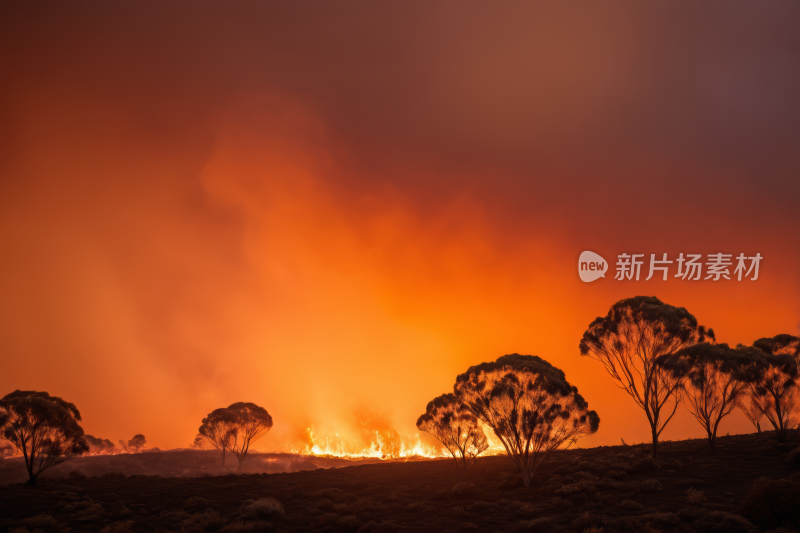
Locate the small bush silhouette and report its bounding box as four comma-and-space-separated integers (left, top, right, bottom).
789, 446, 800, 467
241, 497, 284, 519
17, 514, 62, 530
99, 521, 134, 533
740, 477, 800, 529
184, 496, 211, 510
127, 434, 147, 452
620, 500, 643, 511
451, 481, 477, 498
686, 487, 706, 504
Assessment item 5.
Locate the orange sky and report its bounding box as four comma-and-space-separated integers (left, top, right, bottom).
1, 2, 799, 452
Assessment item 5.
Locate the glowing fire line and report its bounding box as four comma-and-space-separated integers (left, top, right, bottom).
291, 425, 507, 460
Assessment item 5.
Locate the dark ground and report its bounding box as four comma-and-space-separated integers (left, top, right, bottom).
1, 431, 799, 533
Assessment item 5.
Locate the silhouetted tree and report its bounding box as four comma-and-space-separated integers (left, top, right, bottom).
191, 433, 211, 449
658, 343, 766, 452
579, 296, 714, 458
0, 390, 89, 485
0, 437, 16, 458
740, 393, 765, 433
754, 334, 800, 366
466, 426, 489, 463
417, 393, 489, 469
117, 439, 128, 452
454, 354, 599, 487
127, 434, 147, 452
749, 336, 799, 442
226, 402, 273, 469
85, 435, 116, 454
198, 407, 237, 465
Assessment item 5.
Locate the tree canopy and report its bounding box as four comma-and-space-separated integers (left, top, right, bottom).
198, 407, 237, 465
749, 337, 799, 441
417, 393, 489, 469
754, 334, 800, 365
0, 390, 89, 485
85, 435, 116, 454
127, 434, 147, 451
579, 296, 713, 457
658, 342, 766, 451
199, 402, 273, 469
454, 354, 599, 487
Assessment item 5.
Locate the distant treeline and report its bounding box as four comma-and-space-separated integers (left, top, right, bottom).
2, 295, 798, 488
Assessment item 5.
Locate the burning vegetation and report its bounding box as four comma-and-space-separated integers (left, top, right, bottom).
1, 296, 799, 500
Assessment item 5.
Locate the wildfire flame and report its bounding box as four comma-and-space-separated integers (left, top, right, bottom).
291, 425, 507, 460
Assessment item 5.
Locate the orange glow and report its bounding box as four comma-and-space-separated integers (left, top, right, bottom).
1, 5, 799, 458
290, 422, 507, 460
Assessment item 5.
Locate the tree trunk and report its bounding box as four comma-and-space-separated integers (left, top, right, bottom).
25, 473, 38, 486
449, 450, 460, 469
222, 449, 226, 466
520, 468, 531, 487
708, 432, 716, 453
651, 428, 658, 458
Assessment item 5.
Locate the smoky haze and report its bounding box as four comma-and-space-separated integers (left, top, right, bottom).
1, 1, 799, 451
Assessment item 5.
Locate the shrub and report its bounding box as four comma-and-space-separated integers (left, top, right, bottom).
739, 477, 800, 529
516, 503, 536, 518
18, 514, 60, 528
337, 515, 364, 533
469, 501, 498, 512
631, 456, 661, 474
310, 497, 334, 511
604, 470, 627, 480
314, 512, 339, 527
789, 445, 800, 467
640, 512, 680, 527
333, 503, 353, 515
241, 497, 284, 520
99, 522, 134, 533
574, 513, 614, 529
220, 521, 271, 533
693, 511, 757, 533
185, 496, 211, 510
306, 488, 357, 503
190, 509, 224, 531
451, 481, 477, 497
620, 500, 643, 511
506, 518, 553, 533
355, 520, 401, 533
686, 487, 706, 504
639, 478, 663, 491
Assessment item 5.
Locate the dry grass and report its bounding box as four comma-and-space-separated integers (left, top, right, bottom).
241, 497, 284, 519
685, 487, 706, 504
